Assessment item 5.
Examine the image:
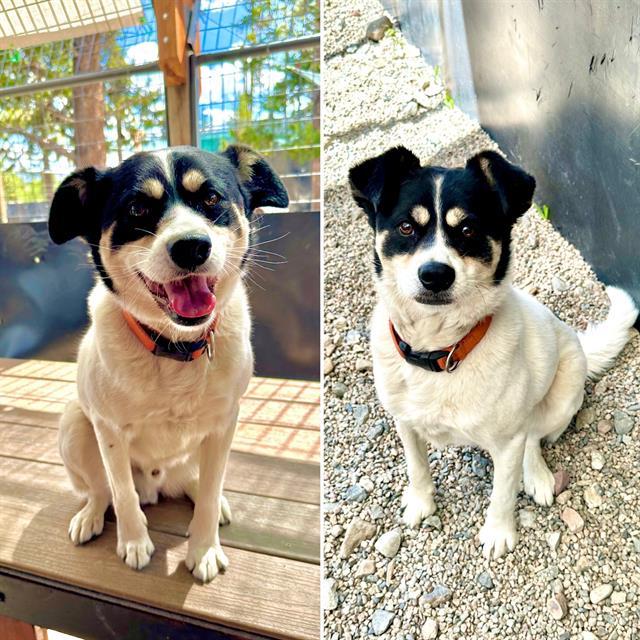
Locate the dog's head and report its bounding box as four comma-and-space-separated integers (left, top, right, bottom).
49, 145, 288, 331
349, 147, 535, 310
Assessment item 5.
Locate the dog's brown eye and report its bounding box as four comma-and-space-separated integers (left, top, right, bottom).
204, 193, 220, 207
130, 202, 149, 217
398, 221, 414, 236
461, 225, 475, 238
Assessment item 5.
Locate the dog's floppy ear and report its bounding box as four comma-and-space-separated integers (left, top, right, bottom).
223, 144, 289, 210
348, 146, 421, 226
49, 167, 103, 244
466, 151, 536, 222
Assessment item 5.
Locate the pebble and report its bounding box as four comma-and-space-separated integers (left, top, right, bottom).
584, 483, 603, 509
367, 421, 386, 439
422, 515, 442, 530
576, 407, 595, 429
420, 584, 452, 607
352, 404, 370, 425
340, 518, 377, 558
371, 609, 394, 635
345, 484, 368, 503
553, 469, 571, 495
366, 16, 393, 42
575, 556, 592, 574
613, 409, 634, 434
611, 591, 627, 605
591, 450, 605, 470
355, 558, 375, 577
477, 571, 494, 589
561, 507, 585, 532
556, 490, 572, 505
374, 529, 402, 558
359, 476, 374, 493
597, 419, 612, 434
331, 382, 347, 398
552, 276, 570, 292
421, 618, 439, 639
546, 531, 561, 551
582, 632, 598, 640
590, 584, 613, 604
519, 509, 536, 528
471, 453, 490, 478
355, 358, 372, 371
323, 578, 338, 611
548, 592, 568, 620
324, 358, 334, 375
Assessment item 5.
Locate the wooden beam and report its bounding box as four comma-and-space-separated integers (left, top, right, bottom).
0, 616, 47, 640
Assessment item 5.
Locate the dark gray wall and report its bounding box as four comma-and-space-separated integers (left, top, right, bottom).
0, 213, 320, 380
462, 0, 640, 303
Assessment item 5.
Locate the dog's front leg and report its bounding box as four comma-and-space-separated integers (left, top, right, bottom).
186, 409, 237, 582
93, 421, 154, 569
479, 433, 526, 560
396, 420, 436, 527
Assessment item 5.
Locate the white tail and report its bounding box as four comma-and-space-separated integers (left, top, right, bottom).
578, 286, 638, 379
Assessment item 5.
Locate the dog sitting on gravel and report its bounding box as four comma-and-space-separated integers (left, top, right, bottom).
49, 145, 288, 581
348, 147, 637, 559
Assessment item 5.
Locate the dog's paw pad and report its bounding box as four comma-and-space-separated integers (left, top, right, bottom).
401, 485, 436, 528
117, 534, 155, 570
524, 464, 555, 507
69, 503, 105, 545
478, 519, 518, 560
186, 544, 229, 582
219, 495, 232, 526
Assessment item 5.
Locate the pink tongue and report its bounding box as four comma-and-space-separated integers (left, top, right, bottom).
164, 275, 216, 318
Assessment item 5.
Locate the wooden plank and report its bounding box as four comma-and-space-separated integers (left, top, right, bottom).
0, 471, 320, 640
0, 616, 46, 640
0, 421, 320, 504
0, 457, 318, 564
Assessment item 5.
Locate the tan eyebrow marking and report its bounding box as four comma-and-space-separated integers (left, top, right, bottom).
182, 169, 207, 192
445, 207, 467, 227
141, 178, 164, 199
410, 205, 430, 226
479, 157, 496, 187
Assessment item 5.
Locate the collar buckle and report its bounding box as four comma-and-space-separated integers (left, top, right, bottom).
444, 343, 460, 373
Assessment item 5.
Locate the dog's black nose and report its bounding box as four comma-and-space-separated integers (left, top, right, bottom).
169, 235, 211, 270
418, 262, 455, 293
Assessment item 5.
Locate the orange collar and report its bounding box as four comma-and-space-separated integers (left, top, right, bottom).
389, 316, 492, 372
122, 310, 218, 362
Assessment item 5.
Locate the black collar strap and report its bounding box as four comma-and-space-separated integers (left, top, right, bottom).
123, 310, 217, 362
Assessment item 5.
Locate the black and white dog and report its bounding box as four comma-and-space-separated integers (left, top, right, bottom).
49, 145, 288, 581
349, 147, 637, 559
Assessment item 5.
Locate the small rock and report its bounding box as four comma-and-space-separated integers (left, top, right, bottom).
597, 419, 612, 435
548, 592, 568, 620
370, 504, 385, 520
330, 524, 343, 538
359, 476, 374, 493
590, 583, 613, 604
561, 507, 585, 532
371, 609, 394, 635
547, 531, 561, 551
386, 558, 396, 583
519, 509, 536, 529
575, 556, 591, 574
581, 633, 598, 640
527, 233, 538, 249
584, 483, 603, 509
355, 558, 375, 577
421, 618, 439, 639
323, 578, 338, 611
345, 329, 360, 344
613, 410, 634, 435
556, 490, 572, 505
477, 570, 494, 589
367, 421, 386, 439
355, 358, 372, 371
471, 453, 490, 479
352, 404, 370, 426
331, 382, 347, 398
345, 484, 368, 503
420, 584, 452, 607
340, 518, 377, 558
611, 591, 626, 604
422, 515, 442, 530
593, 378, 608, 395
553, 469, 571, 495
576, 407, 595, 429
552, 276, 569, 292
323, 358, 334, 375
374, 529, 402, 558
591, 450, 605, 470
366, 16, 393, 42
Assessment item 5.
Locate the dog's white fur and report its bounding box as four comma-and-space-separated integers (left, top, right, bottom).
371, 235, 637, 559
58, 161, 253, 581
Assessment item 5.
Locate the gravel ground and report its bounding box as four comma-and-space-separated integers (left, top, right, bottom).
322, 2, 640, 639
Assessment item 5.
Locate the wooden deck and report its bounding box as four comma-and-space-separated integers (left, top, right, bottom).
0, 358, 320, 640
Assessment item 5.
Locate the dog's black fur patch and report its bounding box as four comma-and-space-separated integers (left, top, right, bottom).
349, 147, 535, 285
48, 146, 289, 291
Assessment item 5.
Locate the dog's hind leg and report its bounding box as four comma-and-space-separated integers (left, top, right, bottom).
58, 400, 111, 545
184, 475, 232, 526
523, 435, 555, 507
396, 421, 436, 527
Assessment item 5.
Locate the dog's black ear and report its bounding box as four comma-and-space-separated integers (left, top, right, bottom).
49, 167, 103, 244
466, 151, 536, 222
223, 144, 289, 210
348, 146, 421, 226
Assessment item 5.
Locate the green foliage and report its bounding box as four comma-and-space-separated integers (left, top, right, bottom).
444, 89, 455, 109
534, 203, 551, 220
2, 172, 45, 203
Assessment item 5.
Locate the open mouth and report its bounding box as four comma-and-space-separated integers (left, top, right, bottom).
140, 273, 217, 324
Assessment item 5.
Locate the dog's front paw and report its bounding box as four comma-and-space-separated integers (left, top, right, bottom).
186, 543, 229, 582
523, 463, 555, 507
478, 517, 518, 559
219, 495, 232, 526
401, 484, 436, 528
117, 532, 155, 570
69, 501, 105, 545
